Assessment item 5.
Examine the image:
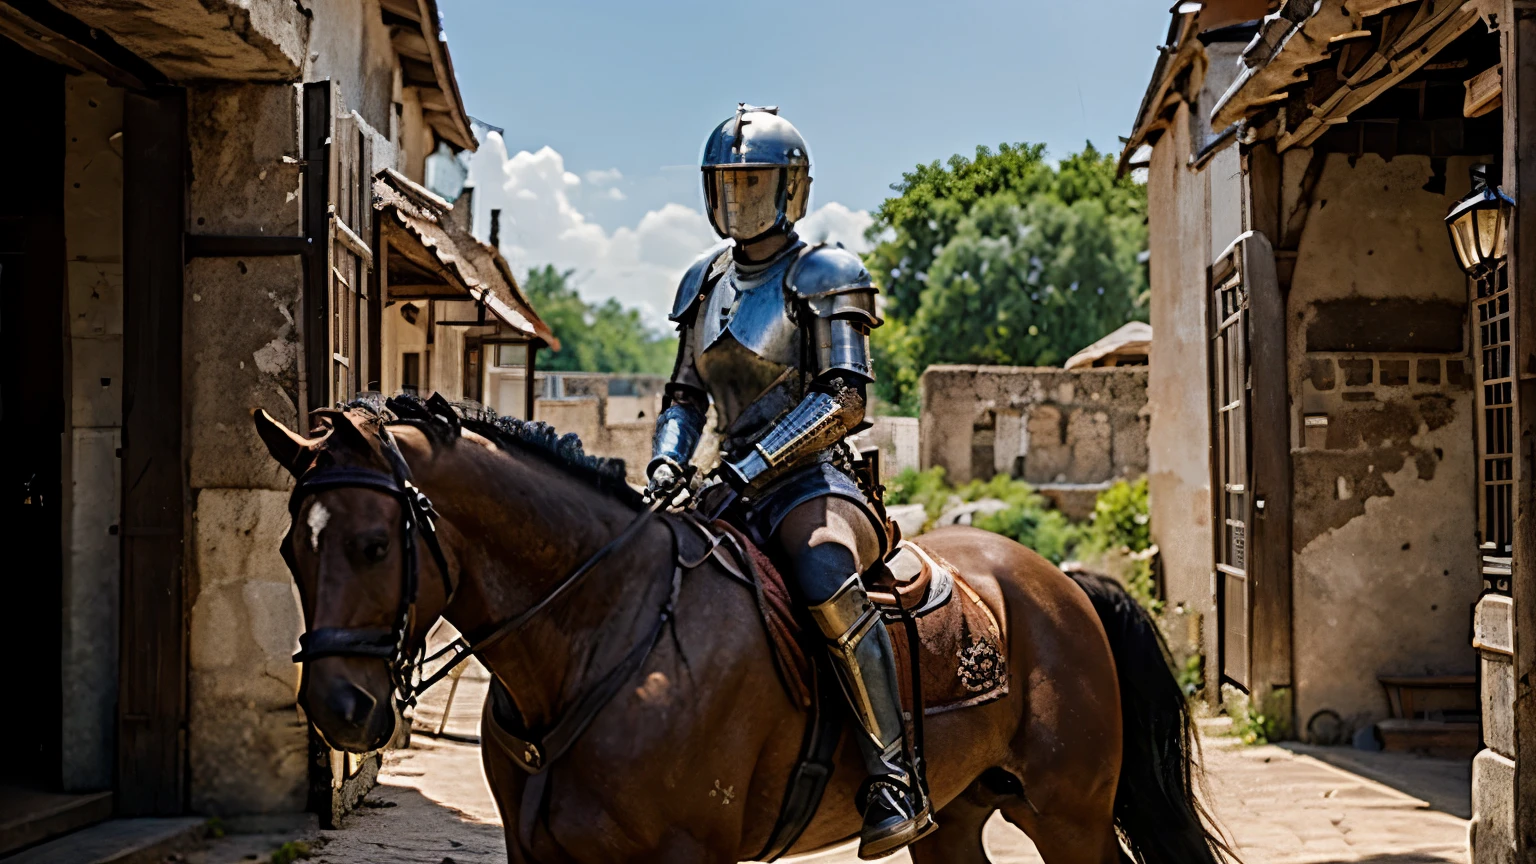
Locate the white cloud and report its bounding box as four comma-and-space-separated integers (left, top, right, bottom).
795, 201, 874, 252
466, 133, 873, 324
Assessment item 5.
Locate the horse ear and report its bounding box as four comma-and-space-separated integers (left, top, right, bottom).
310, 408, 372, 452
254, 409, 315, 476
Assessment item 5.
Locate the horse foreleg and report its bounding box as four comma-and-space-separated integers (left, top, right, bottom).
908, 784, 995, 864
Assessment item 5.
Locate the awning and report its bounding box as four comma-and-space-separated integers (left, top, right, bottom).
1209, 0, 1489, 149
373, 168, 558, 348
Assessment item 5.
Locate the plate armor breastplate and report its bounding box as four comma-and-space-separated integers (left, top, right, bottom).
692, 248, 806, 448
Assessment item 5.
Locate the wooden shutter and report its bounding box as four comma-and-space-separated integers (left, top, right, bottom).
300, 82, 380, 825
303, 82, 374, 418
1209, 230, 1291, 697
1210, 238, 1253, 691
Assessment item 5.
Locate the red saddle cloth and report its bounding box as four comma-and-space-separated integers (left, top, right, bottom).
710, 521, 1010, 716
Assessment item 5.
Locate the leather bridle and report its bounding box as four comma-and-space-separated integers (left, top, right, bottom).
285, 425, 454, 711
284, 421, 669, 719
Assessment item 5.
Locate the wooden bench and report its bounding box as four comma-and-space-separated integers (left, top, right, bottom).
1375, 675, 1479, 758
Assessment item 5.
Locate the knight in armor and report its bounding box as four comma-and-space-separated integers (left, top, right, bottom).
645, 105, 934, 858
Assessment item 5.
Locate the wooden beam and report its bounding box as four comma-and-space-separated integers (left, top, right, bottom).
1465, 63, 1504, 117
184, 233, 311, 260
0, 0, 156, 89
303, 82, 335, 419
119, 86, 187, 817
1504, 0, 1536, 853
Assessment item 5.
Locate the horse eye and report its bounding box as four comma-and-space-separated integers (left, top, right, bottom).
363, 539, 390, 563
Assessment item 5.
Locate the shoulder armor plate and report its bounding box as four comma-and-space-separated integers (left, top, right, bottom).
788, 243, 881, 327
669, 241, 733, 323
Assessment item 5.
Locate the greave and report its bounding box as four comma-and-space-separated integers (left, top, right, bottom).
808, 575, 910, 782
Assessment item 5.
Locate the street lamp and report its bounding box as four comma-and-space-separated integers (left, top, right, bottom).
1446, 163, 1515, 276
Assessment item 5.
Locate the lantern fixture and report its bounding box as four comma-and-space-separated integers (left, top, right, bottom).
1446, 163, 1515, 276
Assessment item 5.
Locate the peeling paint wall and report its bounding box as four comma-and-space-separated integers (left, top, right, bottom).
60, 74, 123, 792
1288, 153, 1480, 732
184, 83, 308, 815
1145, 101, 1216, 669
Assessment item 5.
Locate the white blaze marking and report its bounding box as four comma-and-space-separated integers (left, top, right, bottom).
306, 502, 331, 551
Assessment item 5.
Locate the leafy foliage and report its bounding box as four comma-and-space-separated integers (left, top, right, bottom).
885, 467, 1078, 565
863, 143, 1148, 412
523, 265, 677, 375
887, 469, 1157, 610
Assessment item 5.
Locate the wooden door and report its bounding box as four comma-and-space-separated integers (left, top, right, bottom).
303, 82, 375, 418
1211, 242, 1252, 691
120, 86, 188, 814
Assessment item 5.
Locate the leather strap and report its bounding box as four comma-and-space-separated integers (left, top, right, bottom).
485, 523, 685, 776
755, 655, 844, 861
293, 627, 397, 662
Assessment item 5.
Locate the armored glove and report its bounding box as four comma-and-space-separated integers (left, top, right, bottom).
646, 460, 686, 501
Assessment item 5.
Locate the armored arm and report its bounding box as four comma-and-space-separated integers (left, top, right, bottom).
650, 246, 727, 484
721, 244, 881, 488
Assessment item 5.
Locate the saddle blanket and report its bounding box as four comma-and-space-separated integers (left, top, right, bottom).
711, 521, 1010, 716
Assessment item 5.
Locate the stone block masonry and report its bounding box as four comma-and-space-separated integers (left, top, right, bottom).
918, 365, 1149, 493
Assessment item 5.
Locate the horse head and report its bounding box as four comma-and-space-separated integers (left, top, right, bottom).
254, 404, 455, 753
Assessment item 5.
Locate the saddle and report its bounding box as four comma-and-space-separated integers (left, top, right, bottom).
705, 520, 1010, 860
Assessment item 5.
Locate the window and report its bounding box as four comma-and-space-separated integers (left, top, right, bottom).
402, 353, 421, 395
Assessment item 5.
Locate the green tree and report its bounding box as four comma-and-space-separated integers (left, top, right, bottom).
864, 143, 1148, 413
522, 265, 677, 375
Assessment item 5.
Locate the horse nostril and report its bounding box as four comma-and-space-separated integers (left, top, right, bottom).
330, 682, 378, 728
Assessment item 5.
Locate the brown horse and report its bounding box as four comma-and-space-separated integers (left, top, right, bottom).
254, 397, 1231, 864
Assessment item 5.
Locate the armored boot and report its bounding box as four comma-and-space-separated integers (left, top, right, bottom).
810, 576, 935, 860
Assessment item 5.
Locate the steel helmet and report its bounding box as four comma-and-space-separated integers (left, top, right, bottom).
700, 104, 812, 242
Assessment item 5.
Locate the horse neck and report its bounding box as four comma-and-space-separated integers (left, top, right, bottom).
412, 436, 669, 728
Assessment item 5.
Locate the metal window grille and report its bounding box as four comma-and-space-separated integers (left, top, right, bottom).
1476, 261, 1513, 594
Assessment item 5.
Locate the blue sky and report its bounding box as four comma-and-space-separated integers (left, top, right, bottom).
441, 0, 1169, 316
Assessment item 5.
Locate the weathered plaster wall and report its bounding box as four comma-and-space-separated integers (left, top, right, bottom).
60, 74, 123, 792
305, 0, 395, 135
1145, 101, 1215, 664
184, 83, 308, 815
1288, 153, 1480, 732
919, 366, 1148, 499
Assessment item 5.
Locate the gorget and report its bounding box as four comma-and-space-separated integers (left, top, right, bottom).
692, 242, 808, 451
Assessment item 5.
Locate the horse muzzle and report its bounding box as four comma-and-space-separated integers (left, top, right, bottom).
302, 659, 398, 753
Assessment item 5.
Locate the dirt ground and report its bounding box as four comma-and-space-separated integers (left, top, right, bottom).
196, 696, 1471, 864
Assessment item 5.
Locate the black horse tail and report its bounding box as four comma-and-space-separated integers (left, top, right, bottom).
1066, 571, 1237, 864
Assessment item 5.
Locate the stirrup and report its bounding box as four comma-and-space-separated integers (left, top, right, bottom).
855, 775, 936, 859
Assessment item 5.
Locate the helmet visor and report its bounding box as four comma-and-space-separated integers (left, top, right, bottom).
705, 166, 809, 241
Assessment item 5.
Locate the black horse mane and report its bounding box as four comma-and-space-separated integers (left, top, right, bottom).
339, 393, 642, 507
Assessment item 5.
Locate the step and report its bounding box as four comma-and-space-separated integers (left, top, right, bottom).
0, 817, 205, 864
1376, 718, 1481, 759
0, 789, 113, 856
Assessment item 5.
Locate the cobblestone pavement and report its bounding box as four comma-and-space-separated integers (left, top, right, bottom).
198, 698, 1471, 864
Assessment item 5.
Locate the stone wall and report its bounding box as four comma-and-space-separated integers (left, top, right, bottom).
60, 74, 124, 792
184, 82, 309, 816
1287, 153, 1480, 733
919, 366, 1148, 515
